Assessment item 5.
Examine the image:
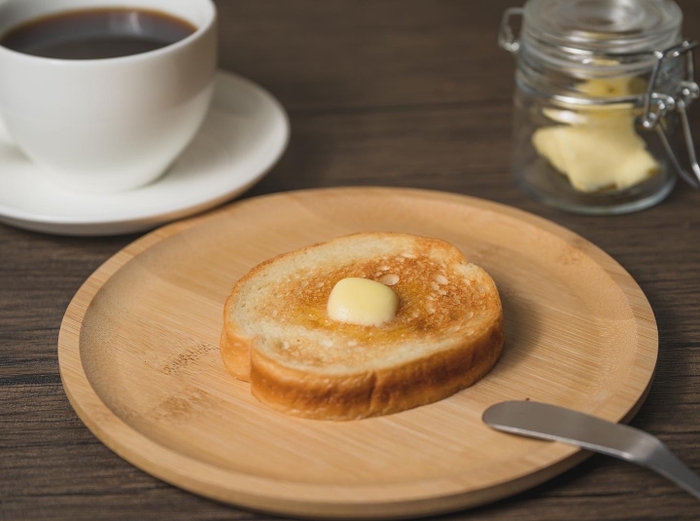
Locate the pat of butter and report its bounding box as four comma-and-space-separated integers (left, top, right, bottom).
575, 76, 646, 98
533, 77, 660, 193
327, 278, 399, 326
533, 117, 660, 192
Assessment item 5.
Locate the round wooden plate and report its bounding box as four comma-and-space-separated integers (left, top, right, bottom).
58, 187, 658, 519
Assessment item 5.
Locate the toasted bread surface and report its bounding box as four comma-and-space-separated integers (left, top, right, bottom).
221, 233, 504, 420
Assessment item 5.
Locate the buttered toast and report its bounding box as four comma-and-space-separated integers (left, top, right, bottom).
220, 233, 503, 420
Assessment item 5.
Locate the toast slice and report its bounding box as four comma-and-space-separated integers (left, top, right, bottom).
220, 233, 504, 420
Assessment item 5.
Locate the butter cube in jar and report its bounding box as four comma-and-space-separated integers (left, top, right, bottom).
500, 0, 700, 214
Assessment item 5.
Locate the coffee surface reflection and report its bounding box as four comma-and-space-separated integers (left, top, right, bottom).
0, 8, 197, 60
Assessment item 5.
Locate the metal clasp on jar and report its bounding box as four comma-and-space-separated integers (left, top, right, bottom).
641, 40, 700, 188
498, 7, 523, 54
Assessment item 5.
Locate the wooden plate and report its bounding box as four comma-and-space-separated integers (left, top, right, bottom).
58, 187, 658, 519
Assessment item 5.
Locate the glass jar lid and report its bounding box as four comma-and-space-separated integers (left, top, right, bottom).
520, 0, 683, 76
524, 0, 681, 53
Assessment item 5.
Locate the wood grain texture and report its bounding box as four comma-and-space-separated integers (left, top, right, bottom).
57, 188, 657, 518
1, 1, 700, 520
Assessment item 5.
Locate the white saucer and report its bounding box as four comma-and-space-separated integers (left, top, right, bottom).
0, 70, 289, 236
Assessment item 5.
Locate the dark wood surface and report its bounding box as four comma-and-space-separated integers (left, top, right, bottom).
2, 1, 699, 519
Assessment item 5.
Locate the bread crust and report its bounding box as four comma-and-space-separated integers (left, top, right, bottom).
250, 313, 503, 420
220, 232, 504, 420
220, 324, 251, 382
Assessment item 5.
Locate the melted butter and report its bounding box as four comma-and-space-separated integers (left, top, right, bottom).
327, 277, 399, 326
275, 255, 481, 357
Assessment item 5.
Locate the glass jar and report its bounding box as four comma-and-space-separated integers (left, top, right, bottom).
500, 0, 700, 214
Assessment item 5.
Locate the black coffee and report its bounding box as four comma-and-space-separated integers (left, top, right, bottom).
0, 8, 197, 60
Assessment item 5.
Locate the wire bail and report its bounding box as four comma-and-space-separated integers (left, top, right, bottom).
498, 8, 523, 54
641, 40, 700, 188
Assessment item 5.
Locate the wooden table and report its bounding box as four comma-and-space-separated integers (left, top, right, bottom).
2, 1, 699, 519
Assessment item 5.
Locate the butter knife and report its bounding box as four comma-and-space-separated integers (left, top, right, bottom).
482, 400, 700, 500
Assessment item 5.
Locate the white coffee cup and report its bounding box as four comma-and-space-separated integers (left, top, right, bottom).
0, 0, 217, 193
